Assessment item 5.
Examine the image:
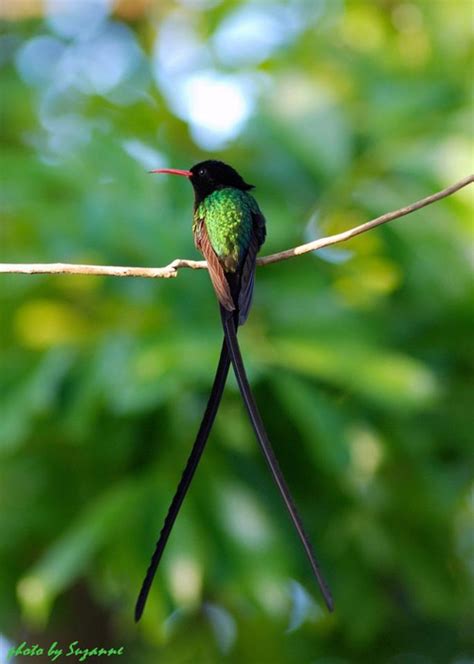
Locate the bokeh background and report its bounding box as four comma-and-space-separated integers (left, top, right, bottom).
1, 1, 473, 662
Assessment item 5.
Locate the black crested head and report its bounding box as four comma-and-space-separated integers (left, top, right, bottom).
189, 160, 254, 204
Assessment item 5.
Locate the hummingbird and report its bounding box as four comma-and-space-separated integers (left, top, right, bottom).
135, 160, 333, 621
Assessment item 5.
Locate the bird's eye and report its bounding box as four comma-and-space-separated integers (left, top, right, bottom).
199, 168, 206, 176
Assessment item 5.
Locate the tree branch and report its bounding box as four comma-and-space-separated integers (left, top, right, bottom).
258, 174, 473, 266
0, 259, 205, 279
1, 175, 472, 279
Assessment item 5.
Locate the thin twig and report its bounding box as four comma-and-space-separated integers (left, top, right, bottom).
1, 175, 472, 279
0, 259, 206, 279
257, 173, 474, 266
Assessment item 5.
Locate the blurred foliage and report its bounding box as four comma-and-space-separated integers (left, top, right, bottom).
0, 0, 473, 662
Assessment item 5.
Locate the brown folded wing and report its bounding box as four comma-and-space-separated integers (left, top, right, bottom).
195, 220, 235, 313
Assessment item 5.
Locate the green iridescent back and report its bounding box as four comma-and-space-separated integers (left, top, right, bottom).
193, 188, 261, 272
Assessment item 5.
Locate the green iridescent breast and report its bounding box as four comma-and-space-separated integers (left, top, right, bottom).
193, 188, 260, 272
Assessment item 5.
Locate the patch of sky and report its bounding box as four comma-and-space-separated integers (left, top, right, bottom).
122, 139, 166, 171
16, 35, 66, 87
213, 3, 304, 67
56, 22, 143, 96
45, 0, 113, 41
177, 0, 223, 9
16, 19, 147, 161
152, 12, 210, 79
305, 212, 354, 264
204, 603, 237, 654
16, 22, 144, 97
153, 12, 256, 150
0, 635, 14, 664
287, 579, 323, 632
182, 71, 256, 150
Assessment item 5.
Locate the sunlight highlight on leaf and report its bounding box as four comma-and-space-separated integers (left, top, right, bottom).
168, 557, 203, 607
218, 483, 274, 550
264, 339, 439, 409
334, 257, 403, 307
14, 300, 90, 348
